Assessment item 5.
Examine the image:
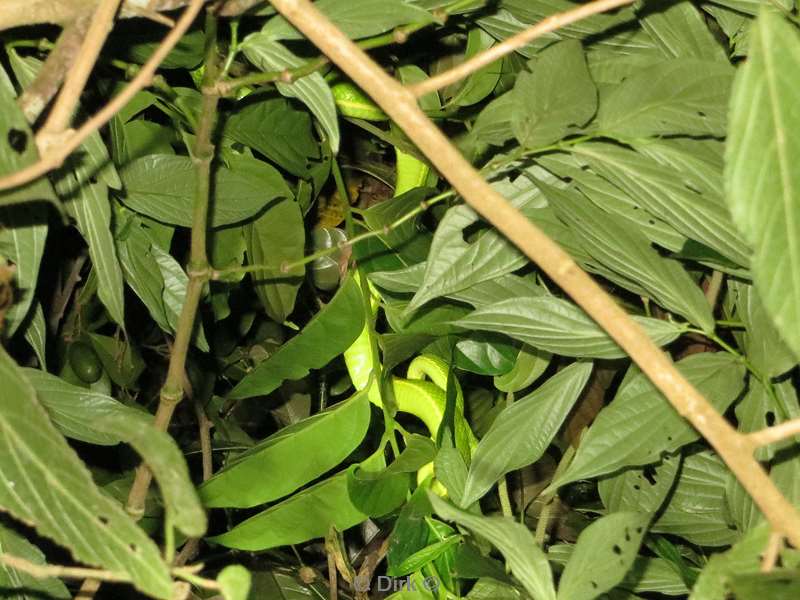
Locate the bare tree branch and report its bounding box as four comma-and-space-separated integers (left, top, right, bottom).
748, 418, 800, 448
267, 0, 800, 548
408, 0, 635, 98
17, 16, 92, 124
0, 0, 205, 193
39, 0, 124, 145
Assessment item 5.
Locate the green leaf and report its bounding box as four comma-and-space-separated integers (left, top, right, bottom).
211, 471, 371, 550
598, 453, 681, 515
725, 8, 800, 361
200, 390, 370, 508
511, 40, 597, 148
21, 301, 47, 368
23, 368, 144, 445
56, 150, 126, 329
229, 275, 366, 399
552, 353, 745, 488
574, 142, 749, 267
652, 451, 738, 547
218, 565, 252, 600
224, 95, 318, 177
542, 182, 714, 331
22, 368, 206, 537
473, 91, 515, 146
245, 198, 305, 323
596, 59, 733, 138
453, 295, 684, 359
152, 244, 209, 352
729, 570, 800, 599
0, 204, 48, 337
0, 65, 58, 209
262, 0, 433, 40
557, 512, 650, 600
0, 347, 172, 599
727, 280, 796, 378
449, 29, 503, 108
120, 154, 293, 228
0, 522, 70, 599
407, 203, 529, 312
429, 494, 556, 600
462, 362, 592, 506
242, 36, 340, 153
87, 333, 146, 388
638, 0, 729, 61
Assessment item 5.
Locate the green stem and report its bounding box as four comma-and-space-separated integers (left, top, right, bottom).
498, 393, 515, 518
125, 9, 220, 520
534, 445, 575, 546
211, 190, 454, 280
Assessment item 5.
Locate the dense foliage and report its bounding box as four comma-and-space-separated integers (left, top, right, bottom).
1, 0, 800, 598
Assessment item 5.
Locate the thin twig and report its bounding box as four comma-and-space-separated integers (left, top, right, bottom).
125, 6, 220, 519
267, 0, 800, 547
17, 16, 92, 124
705, 270, 724, 308
0, 0, 205, 193
39, 0, 124, 144
747, 419, 800, 448
761, 531, 783, 572
407, 0, 636, 98
0, 554, 129, 583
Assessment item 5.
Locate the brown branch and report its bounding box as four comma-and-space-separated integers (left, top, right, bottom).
38, 0, 124, 142
747, 419, 800, 448
125, 6, 220, 519
407, 0, 635, 98
17, 16, 92, 124
0, 0, 205, 194
267, 0, 800, 547
761, 531, 783, 572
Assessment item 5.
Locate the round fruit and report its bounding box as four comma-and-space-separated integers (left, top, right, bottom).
68, 342, 103, 384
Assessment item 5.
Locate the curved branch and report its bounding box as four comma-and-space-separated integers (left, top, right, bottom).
267, 0, 800, 547
407, 0, 635, 98
0, 0, 205, 193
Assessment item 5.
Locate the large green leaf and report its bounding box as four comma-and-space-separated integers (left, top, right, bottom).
120, 154, 292, 228
0, 522, 69, 600
229, 275, 365, 399
574, 142, 750, 266
200, 390, 370, 508
598, 453, 681, 515
725, 8, 800, 361
551, 353, 745, 488
557, 512, 650, 600
224, 96, 318, 177
55, 134, 126, 329
543, 182, 714, 331
245, 198, 305, 323
0, 347, 172, 599
461, 362, 592, 506
23, 368, 206, 537
453, 295, 685, 359
639, 0, 728, 61
407, 203, 531, 312
262, 0, 432, 40
652, 451, 739, 547
429, 494, 556, 600
596, 59, 733, 138
511, 40, 597, 148
211, 467, 405, 550
242, 36, 340, 153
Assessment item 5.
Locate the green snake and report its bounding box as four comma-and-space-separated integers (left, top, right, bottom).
332, 82, 478, 472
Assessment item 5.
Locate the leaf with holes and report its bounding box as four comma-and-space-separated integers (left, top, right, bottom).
557, 512, 650, 600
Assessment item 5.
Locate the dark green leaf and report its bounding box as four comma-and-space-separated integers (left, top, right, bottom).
229, 275, 365, 399
120, 154, 293, 228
